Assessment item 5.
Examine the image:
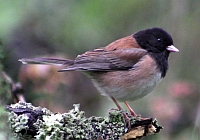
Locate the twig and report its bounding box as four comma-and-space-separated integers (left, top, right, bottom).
1, 71, 26, 103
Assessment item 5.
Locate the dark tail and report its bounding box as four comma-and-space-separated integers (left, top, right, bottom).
19, 57, 74, 66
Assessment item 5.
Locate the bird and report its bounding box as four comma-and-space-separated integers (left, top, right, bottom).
19, 27, 179, 116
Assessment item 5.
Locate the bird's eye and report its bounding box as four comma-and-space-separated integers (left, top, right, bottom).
157, 38, 163, 43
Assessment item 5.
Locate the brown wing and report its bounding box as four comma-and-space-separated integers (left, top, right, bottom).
60, 48, 147, 71
60, 35, 146, 71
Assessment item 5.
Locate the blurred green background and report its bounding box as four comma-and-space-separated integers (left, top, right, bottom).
0, 0, 200, 139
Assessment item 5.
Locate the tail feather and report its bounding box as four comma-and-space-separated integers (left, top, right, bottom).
19, 58, 74, 66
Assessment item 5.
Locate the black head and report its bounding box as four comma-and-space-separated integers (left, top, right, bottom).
133, 28, 175, 53
133, 27, 179, 77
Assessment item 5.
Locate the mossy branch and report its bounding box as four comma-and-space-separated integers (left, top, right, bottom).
6, 102, 163, 140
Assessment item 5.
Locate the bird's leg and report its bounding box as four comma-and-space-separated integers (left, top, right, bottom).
124, 102, 151, 122
124, 102, 137, 116
110, 96, 123, 110
110, 96, 137, 117
110, 96, 132, 129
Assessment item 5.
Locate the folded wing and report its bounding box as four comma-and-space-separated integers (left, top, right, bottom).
60, 48, 147, 71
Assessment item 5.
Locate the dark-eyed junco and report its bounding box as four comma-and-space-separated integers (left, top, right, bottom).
19, 27, 179, 116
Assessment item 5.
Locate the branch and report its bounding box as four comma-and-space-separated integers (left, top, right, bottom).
6, 102, 163, 140
1, 71, 26, 103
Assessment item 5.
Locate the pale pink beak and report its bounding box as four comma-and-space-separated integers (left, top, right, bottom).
167, 45, 179, 52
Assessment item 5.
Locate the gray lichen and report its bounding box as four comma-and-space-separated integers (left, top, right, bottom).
6, 102, 163, 140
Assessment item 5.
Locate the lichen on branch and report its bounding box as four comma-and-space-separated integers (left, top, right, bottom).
6, 102, 163, 140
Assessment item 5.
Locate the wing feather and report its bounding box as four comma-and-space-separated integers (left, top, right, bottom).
60, 48, 147, 71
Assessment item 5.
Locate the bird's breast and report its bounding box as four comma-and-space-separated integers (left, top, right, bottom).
89, 55, 162, 101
